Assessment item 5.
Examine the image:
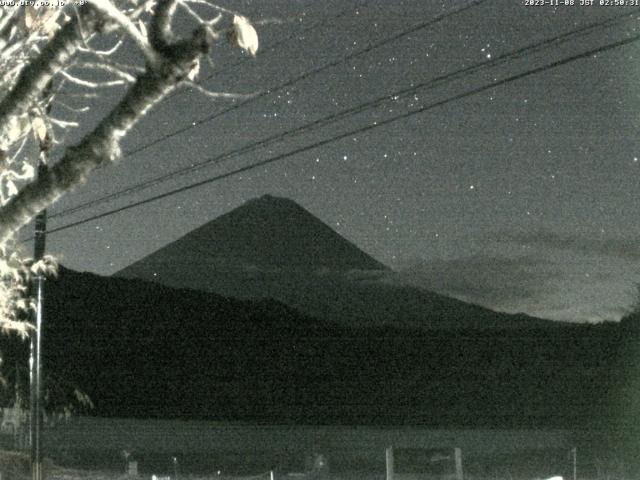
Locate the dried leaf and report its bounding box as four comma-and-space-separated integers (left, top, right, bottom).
3, 115, 30, 144
229, 15, 258, 57
187, 59, 200, 81
31, 116, 47, 143
23, 6, 37, 31
5, 180, 17, 198
41, 9, 61, 37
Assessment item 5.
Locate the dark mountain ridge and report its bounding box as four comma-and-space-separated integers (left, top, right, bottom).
0, 266, 632, 429
5, 197, 631, 428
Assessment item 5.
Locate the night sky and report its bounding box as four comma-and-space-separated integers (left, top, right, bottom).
28, 0, 640, 323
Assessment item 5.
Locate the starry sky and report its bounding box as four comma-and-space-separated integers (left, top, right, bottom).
27, 0, 640, 323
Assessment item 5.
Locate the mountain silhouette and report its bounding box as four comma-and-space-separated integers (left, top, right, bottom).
5, 266, 620, 427
116, 195, 557, 330
119, 194, 386, 276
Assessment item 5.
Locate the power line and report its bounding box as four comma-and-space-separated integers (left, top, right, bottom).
121, 0, 490, 159
40, 31, 640, 238
49, 0, 491, 219
49, 9, 637, 221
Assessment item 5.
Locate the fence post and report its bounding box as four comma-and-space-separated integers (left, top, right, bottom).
386, 447, 394, 480
454, 448, 463, 480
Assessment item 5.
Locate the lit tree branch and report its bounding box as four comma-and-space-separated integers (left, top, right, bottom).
0, 0, 259, 334
87, 0, 160, 66
182, 80, 256, 99
0, 0, 214, 244
0, 5, 101, 146
59, 69, 127, 88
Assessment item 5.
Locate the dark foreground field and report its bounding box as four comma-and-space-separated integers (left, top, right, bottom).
3, 418, 630, 480
0, 449, 633, 480
1, 418, 636, 480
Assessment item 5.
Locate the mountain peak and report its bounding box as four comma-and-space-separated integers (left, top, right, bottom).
249, 194, 296, 206
239, 194, 310, 216
116, 195, 387, 288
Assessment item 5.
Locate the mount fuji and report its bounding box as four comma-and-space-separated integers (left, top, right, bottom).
116, 195, 556, 330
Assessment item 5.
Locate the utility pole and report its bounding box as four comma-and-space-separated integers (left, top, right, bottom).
30, 139, 49, 480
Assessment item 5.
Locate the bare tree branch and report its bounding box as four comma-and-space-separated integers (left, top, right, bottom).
88, 0, 160, 66
0, 5, 102, 145
182, 80, 256, 100
0, 1, 259, 334
58, 69, 127, 88
0, 7, 213, 244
